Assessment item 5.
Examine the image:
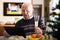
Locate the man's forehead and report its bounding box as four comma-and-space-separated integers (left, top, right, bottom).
22, 3, 32, 7
22, 3, 32, 8
22, 5, 31, 8
22, 6, 32, 10
22, 3, 33, 11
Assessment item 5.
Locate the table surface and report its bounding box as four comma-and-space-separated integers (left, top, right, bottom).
0, 24, 15, 27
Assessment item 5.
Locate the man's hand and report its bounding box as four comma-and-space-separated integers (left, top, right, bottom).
35, 27, 42, 34
35, 27, 43, 37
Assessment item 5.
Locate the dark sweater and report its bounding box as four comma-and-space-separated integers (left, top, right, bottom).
5, 17, 46, 38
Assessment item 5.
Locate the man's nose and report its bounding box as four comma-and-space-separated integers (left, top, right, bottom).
24, 10, 28, 14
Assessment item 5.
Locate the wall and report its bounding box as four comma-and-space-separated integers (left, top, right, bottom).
0, 0, 43, 24
33, 0, 43, 5
0, 0, 31, 24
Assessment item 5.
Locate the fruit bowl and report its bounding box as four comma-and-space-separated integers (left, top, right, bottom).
28, 34, 45, 40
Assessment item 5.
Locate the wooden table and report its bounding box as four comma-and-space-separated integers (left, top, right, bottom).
0, 24, 15, 27
0, 24, 15, 36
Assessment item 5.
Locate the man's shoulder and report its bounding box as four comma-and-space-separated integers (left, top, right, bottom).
16, 19, 24, 23
15, 19, 24, 27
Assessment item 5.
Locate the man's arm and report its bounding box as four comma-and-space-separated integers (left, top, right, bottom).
38, 19, 46, 34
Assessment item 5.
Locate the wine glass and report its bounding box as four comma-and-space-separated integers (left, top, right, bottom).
34, 13, 39, 27
34, 13, 40, 34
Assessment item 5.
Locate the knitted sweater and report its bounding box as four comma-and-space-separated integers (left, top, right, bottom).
5, 17, 46, 38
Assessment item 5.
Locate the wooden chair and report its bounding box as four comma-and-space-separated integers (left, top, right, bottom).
0, 27, 4, 36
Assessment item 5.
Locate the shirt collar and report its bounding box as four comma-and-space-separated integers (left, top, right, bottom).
23, 16, 33, 20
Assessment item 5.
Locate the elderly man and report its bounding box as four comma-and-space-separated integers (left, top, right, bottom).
15, 3, 46, 38
5, 3, 46, 38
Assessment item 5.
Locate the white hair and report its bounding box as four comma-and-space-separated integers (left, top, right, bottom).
21, 2, 33, 11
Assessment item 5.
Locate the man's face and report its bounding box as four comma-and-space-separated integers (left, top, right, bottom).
22, 6, 33, 19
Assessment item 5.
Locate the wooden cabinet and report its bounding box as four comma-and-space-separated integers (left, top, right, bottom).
33, 5, 42, 18
44, 0, 51, 18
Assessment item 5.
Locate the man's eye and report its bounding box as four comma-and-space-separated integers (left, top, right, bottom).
27, 10, 30, 12
22, 10, 25, 11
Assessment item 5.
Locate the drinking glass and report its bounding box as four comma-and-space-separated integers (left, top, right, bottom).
34, 13, 39, 27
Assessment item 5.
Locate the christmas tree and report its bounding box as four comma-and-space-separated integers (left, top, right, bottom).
46, 1, 60, 40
